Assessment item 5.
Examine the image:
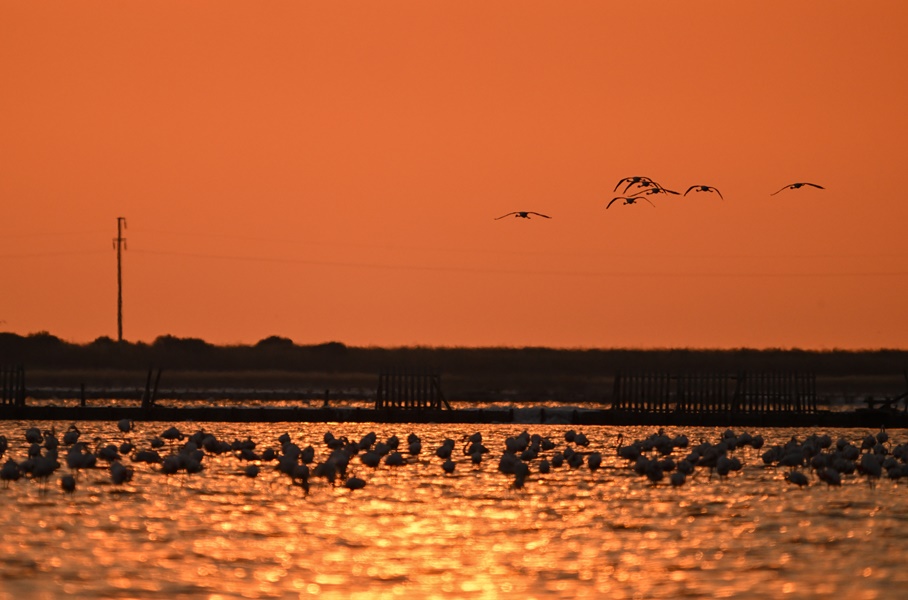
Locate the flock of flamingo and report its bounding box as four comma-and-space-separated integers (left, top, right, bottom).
1, 419, 904, 496
495, 176, 825, 218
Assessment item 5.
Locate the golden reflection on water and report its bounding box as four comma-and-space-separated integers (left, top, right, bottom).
0, 421, 907, 599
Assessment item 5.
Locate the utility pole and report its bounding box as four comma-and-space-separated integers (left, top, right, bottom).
113, 217, 127, 342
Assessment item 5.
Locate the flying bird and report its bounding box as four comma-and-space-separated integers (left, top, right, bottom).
629, 186, 680, 197
607, 196, 654, 209
770, 182, 824, 195
684, 185, 724, 199
494, 211, 551, 220
617, 176, 678, 195
614, 176, 655, 192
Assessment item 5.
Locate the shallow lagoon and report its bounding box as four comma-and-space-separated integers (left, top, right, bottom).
1, 420, 906, 599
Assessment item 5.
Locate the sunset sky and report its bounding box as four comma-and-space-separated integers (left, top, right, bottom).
2, 2, 907, 349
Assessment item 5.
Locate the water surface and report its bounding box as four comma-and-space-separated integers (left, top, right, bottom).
1, 421, 905, 599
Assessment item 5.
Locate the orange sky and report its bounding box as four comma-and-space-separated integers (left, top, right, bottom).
2, 2, 907, 349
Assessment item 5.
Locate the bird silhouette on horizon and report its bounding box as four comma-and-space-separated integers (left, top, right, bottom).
494, 211, 551, 220
684, 185, 724, 199
770, 182, 824, 195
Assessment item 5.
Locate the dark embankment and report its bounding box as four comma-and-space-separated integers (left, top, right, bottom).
2, 332, 906, 404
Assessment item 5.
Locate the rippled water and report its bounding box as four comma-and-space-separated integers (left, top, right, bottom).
1, 420, 906, 599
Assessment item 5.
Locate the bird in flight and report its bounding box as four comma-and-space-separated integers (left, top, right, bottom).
607, 196, 654, 209
629, 186, 680, 197
616, 176, 679, 195
684, 185, 724, 199
614, 176, 655, 192
494, 211, 551, 220
770, 182, 824, 195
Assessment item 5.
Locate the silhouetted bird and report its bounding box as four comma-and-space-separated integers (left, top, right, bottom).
617, 177, 679, 195
770, 182, 824, 195
684, 185, 723, 199
629, 186, 680, 197
495, 211, 551, 220
614, 176, 656, 192
786, 471, 808, 488
61, 474, 76, 494
607, 196, 654, 209
344, 476, 366, 490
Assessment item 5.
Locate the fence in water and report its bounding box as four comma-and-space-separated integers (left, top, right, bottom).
1, 365, 26, 407
375, 369, 451, 410
612, 371, 817, 414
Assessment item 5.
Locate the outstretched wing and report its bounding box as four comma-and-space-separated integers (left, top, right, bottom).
770, 184, 791, 196
711, 186, 724, 200
683, 185, 697, 197
613, 177, 633, 192
614, 176, 650, 192
494, 212, 518, 220
641, 197, 655, 207
606, 197, 621, 209
527, 212, 551, 219
771, 182, 824, 195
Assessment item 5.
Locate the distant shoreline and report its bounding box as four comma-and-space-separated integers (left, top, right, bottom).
3, 332, 907, 403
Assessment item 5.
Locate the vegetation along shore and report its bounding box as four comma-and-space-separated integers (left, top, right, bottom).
1, 332, 906, 406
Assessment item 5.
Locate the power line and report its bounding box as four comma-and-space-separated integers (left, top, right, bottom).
126, 227, 908, 261
0, 230, 108, 239
128, 248, 908, 279
0, 250, 108, 259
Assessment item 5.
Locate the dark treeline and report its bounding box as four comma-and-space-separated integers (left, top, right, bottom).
1, 331, 906, 377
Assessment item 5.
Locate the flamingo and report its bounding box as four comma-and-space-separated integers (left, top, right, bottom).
60, 474, 76, 494
494, 211, 551, 220
63, 424, 81, 446
344, 475, 366, 490
684, 185, 723, 199
786, 471, 809, 488
614, 176, 655, 191
511, 461, 530, 490
616, 434, 642, 461
435, 439, 455, 459
1, 459, 21, 485
607, 195, 654, 209
384, 451, 406, 467
25, 427, 42, 444
360, 451, 382, 468
670, 471, 687, 487
628, 185, 680, 197
407, 433, 422, 456
110, 462, 134, 485
770, 182, 824, 195
31, 453, 60, 494
587, 452, 602, 472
